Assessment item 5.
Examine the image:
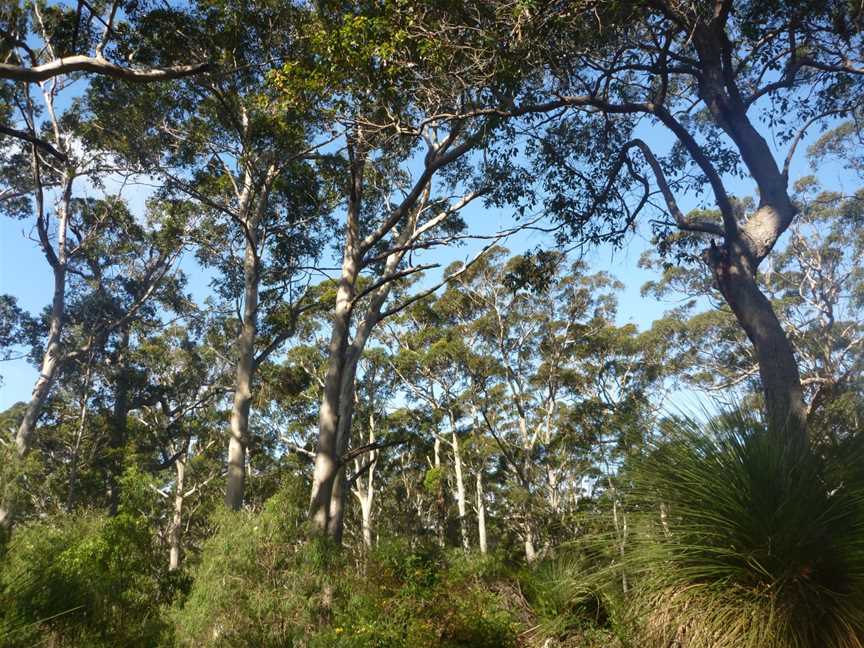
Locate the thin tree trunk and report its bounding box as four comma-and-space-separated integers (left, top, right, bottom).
107, 326, 130, 515
352, 414, 377, 549
67, 358, 93, 512
16, 191, 70, 455
476, 470, 487, 555
609, 478, 628, 593
433, 436, 445, 546
449, 411, 469, 551
169, 455, 186, 571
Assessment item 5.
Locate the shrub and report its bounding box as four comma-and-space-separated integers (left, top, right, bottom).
172, 479, 321, 647
0, 512, 169, 647
321, 540, 519, 648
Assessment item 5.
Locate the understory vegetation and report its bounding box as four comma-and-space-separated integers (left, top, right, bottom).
3, 411, 864, 646
2, 0, 864, 645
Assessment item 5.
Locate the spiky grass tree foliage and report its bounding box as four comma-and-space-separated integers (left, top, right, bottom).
625, 411, 864, 648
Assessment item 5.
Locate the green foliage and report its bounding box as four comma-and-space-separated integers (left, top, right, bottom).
173, 479, 325, 646
175, 491, 521, 648
0, 511, 170, 647
317, 541, 519, 648
621, 411, 864, 648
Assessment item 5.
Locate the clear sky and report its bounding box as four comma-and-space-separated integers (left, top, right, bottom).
0, 101, 855, 412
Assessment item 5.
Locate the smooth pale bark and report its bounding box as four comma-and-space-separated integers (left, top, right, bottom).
0, 55, 210, 83
16, 175, 72, 455
312, 152, 426, 540
225, 166, 276, 510
309, 129, 473, 541
524, 524, 537, 563
448, 411, 469, 551
225, 222, 258, 509
169, 455, 186, 571
309, 158, 363, 535
351, 416, 377, 549
476, 470, 487, 555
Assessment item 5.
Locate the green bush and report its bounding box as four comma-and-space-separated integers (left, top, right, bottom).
0, 511, 170, 647
623, 411, 864, 648
323, 540, 519, 647
175, 493, 522, 648
172, 478, 328, 646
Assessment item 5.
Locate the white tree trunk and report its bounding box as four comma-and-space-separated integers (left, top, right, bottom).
524, 523, 537, 563
16, 174, 73, 455
225, 168, 269, 511
476, 470, 487, 555
449, 413, 469, 551
169, 456, 186, 571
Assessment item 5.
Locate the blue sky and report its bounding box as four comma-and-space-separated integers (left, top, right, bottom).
0, 102, 855, 412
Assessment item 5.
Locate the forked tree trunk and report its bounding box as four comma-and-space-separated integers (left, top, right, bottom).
691, 32, 807, 439
16, 238, 68, 454
352, 414, 378, 549
309, 177, 362, 536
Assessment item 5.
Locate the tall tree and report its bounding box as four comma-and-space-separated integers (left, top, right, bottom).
513, 0, 864, 438
81, 0, 334, 510
295, 1, 538, 542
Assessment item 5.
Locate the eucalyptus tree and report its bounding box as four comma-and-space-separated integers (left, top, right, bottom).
0, 1, 209, 83
0, 1, 202, 471
0, 1, 208, 162
437, 249, 662, 560
294, 0, 545, 543
132, 323, 227, 570
81, 0, 335, 510
0, 124, 184, 529
0, 197, 190, 526
512, 0, 864, 438
642, 179, 864, 425
380, 288, 503, 551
